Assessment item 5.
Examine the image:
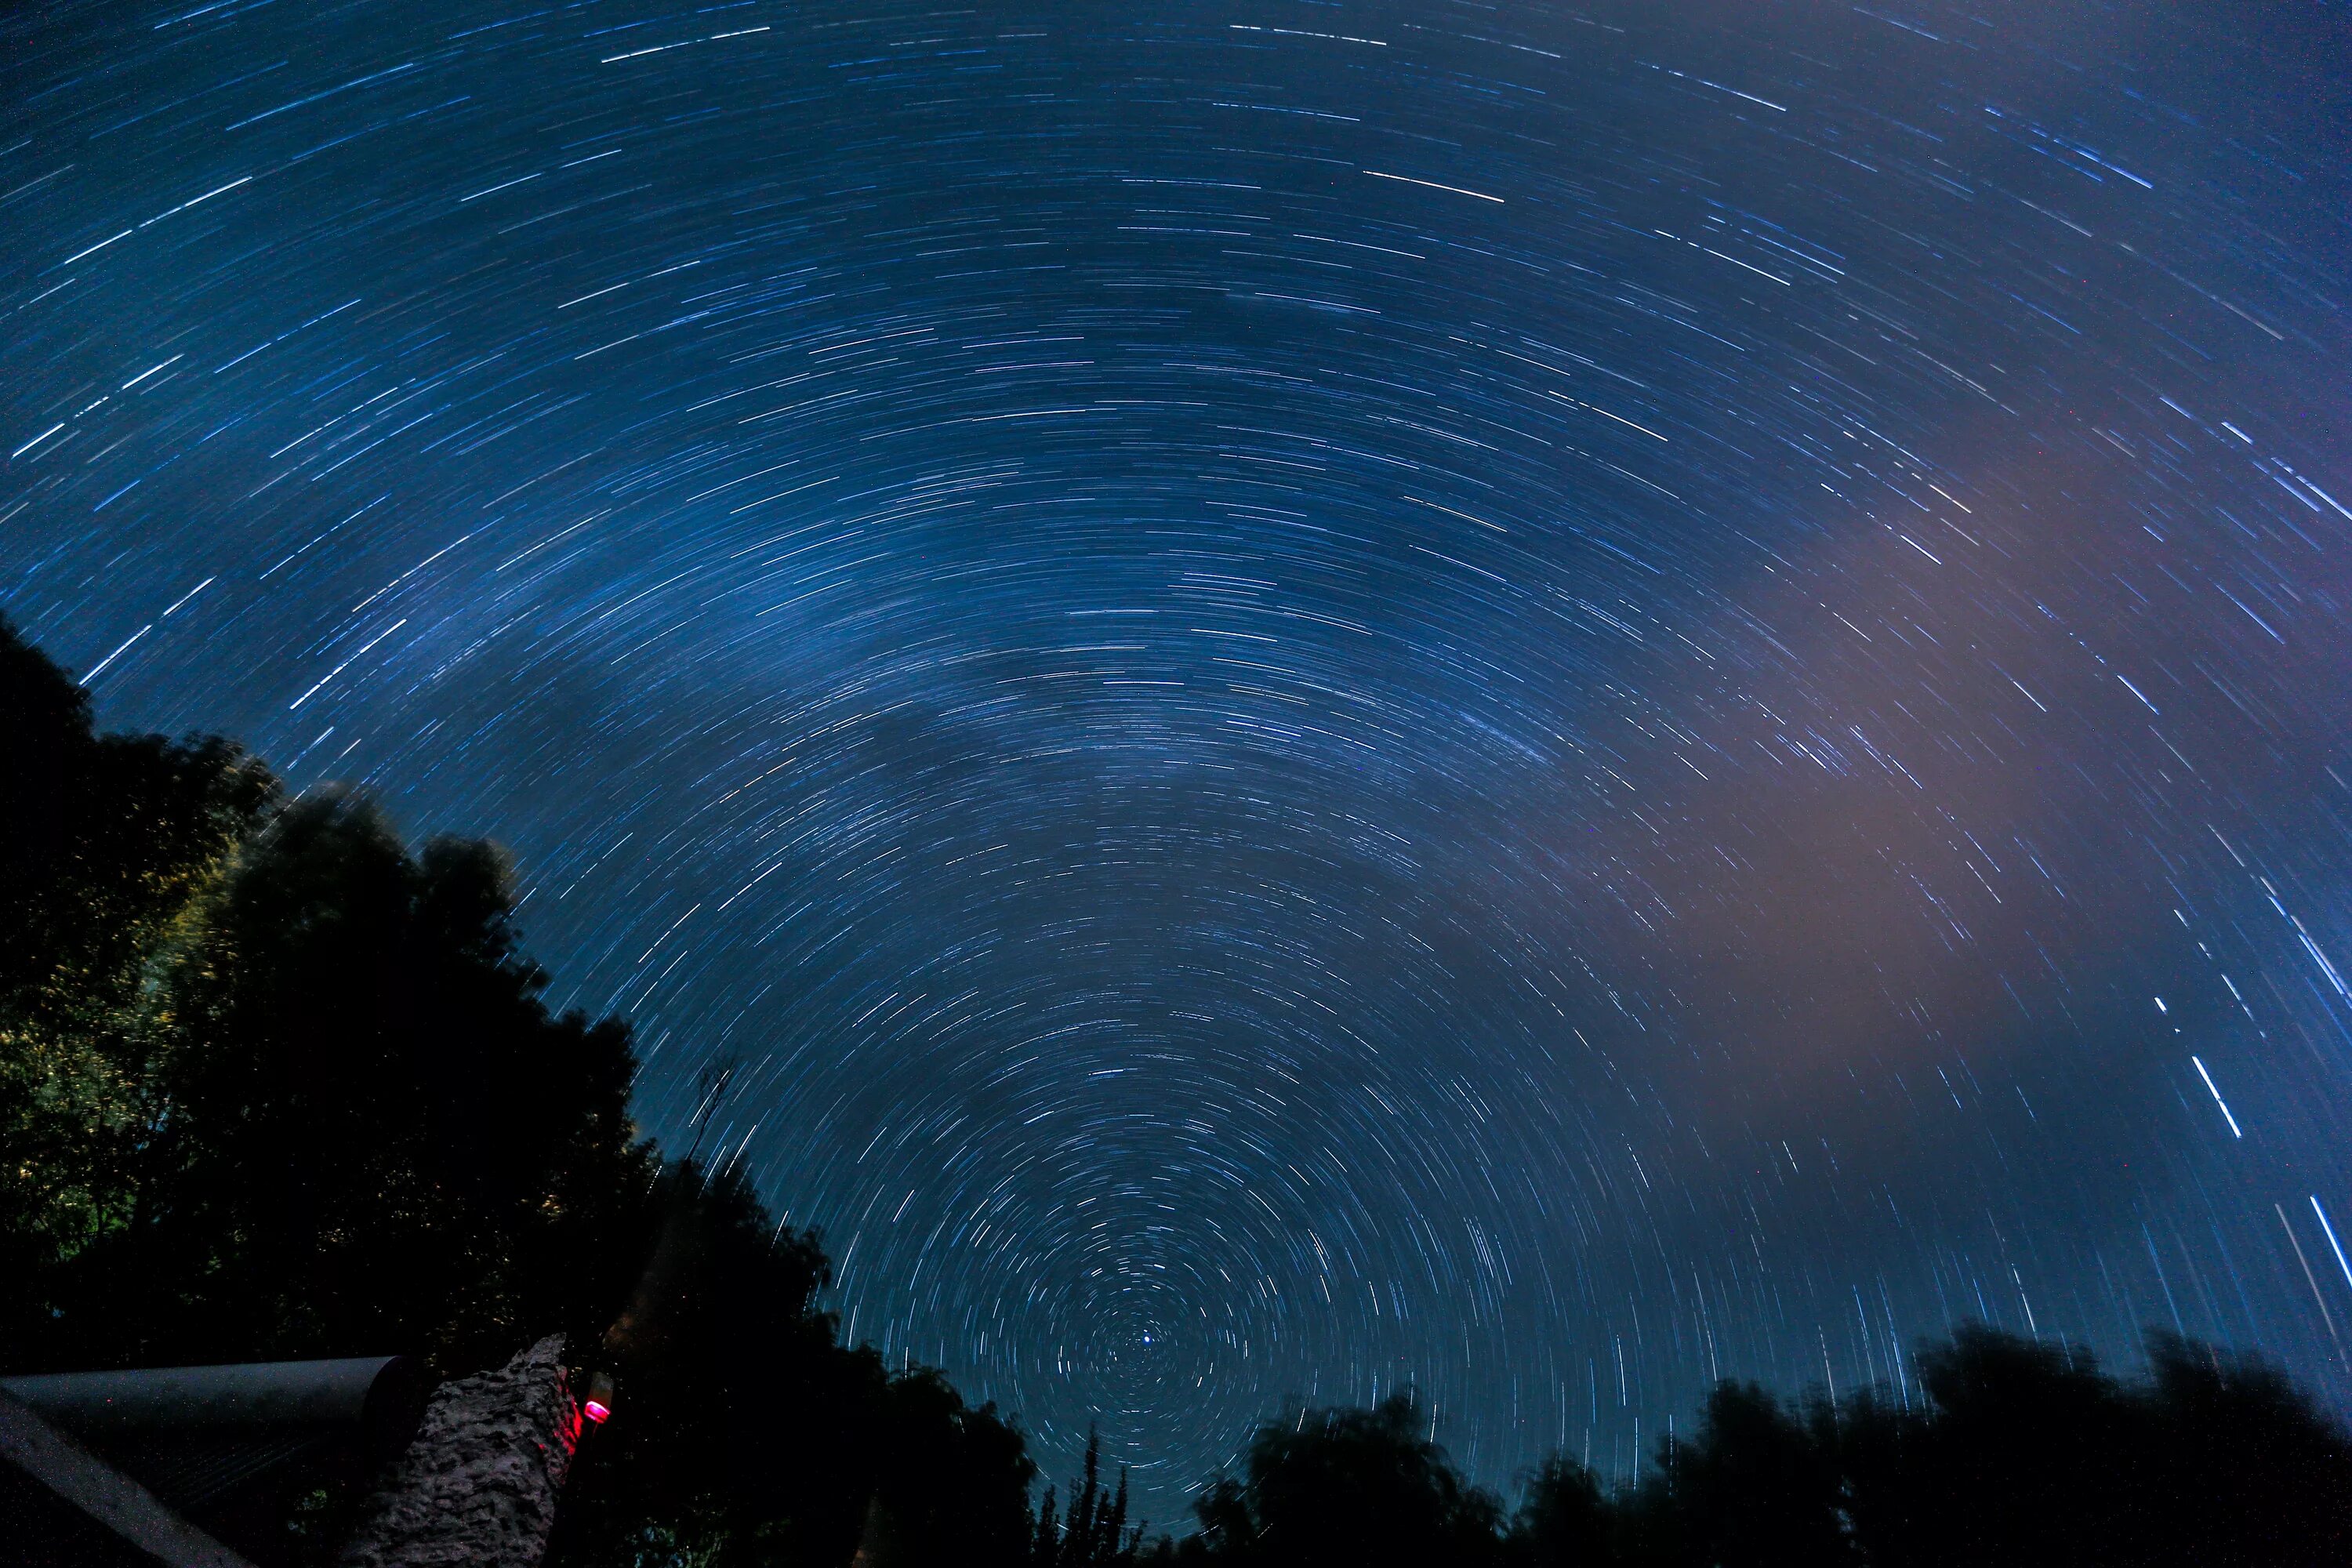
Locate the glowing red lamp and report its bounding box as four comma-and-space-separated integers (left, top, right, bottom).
583, 1370, 617, 1425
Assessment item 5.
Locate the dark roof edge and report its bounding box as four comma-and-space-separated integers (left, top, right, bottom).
0, 1387, 256, 1568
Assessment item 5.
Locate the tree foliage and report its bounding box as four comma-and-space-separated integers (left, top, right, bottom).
550, 1160, 1038, 1568
1174, 1337, 2352, 1568
1808, 1326, 2352, 1568
0, 615, 1040, 1568
39, 789, 652, 1374
1186, 1393, 1505, 1568
0, 617, 274, 1322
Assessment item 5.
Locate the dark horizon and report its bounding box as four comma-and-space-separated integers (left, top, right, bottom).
5, 0, 2351, 1522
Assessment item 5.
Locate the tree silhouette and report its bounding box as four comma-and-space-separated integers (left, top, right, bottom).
1825, 1325, 2352, 1568
2136, 1330, 2352, 1566
34, 789, 650, 1375
1193, 1393, 1504, 1568
1, 617, 1049, 1568
1643, 1380, 1851, 1568
1512, 1454, 1613, 1568
1034, 1427, 1139, 1568
1178, 1329, 2352, 1568
0, 614, 274, 1338
549, 1158, 1040, 1568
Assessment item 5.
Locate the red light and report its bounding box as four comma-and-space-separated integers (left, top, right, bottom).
583, 1399, 611, 1425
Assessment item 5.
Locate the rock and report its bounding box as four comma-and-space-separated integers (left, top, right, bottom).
339, 1336, 579, 1568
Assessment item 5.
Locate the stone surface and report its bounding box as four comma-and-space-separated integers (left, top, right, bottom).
339, 1336, 579, 1568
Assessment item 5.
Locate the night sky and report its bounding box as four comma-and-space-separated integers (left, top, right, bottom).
7, 0, 2352, 1521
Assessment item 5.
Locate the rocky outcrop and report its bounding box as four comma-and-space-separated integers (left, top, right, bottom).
339, 1336, 579, 1568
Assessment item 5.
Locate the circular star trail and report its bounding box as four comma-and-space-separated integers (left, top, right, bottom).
5, 0, 2350, 1521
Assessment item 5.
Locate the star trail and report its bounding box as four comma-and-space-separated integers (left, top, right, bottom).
5, 0, 2350, 1523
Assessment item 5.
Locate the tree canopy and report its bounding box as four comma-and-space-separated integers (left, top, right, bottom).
44, 789, 650, 1374
0, 613, 1037, 1568
1, 616, 274, 1320
1187, 1393, 1505, 1568
1171, 1335, 2352, 1568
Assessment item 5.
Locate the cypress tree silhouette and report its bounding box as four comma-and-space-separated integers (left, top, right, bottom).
1035, 1427, 1142, 1567
1033, 1486, 1062, 1566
